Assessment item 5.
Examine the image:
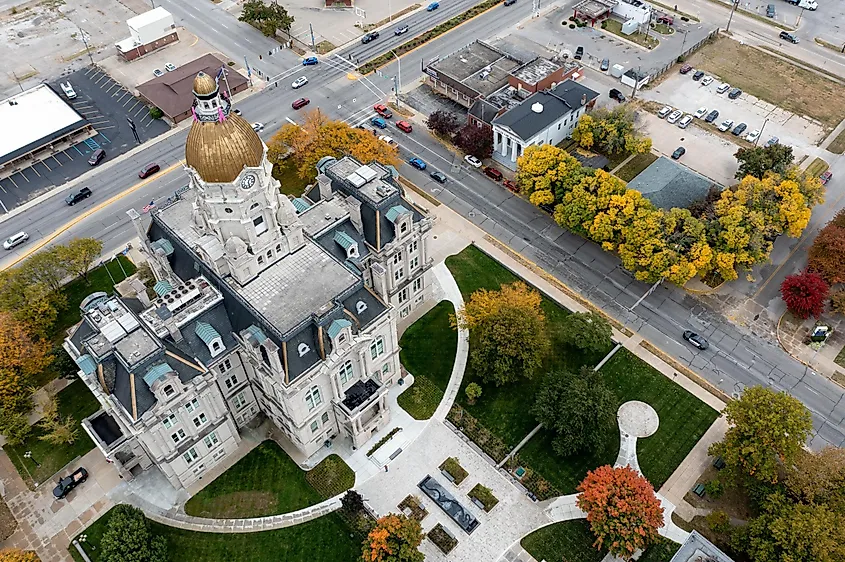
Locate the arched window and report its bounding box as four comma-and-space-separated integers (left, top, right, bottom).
250, 202, 260, 210
297, 343, 310, 357
163, 385, 174, 397
356, 300, 368, 314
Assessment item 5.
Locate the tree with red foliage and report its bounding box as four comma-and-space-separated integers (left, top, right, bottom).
576, 465, 664, 559
780, 271, 829, 319
424, 110, 461, 139
808, 211, 845, 284
361, 514, 423, 562
455, 124, 493, 159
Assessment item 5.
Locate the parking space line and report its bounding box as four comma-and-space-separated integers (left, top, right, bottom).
116, 92, 129, 103
71, 145, 84, 155
5, 176, 16, 189
112, 88, 128, 98
39, 160, 52, 172
94, 74, 108, 85
28, 166, 41, 178
133, 106, 146, 117
124, 99, 139, 109
105, 84, 119, 94
18, 169, 30, 182
51, 155, 62, 166
96, 125, 116, 131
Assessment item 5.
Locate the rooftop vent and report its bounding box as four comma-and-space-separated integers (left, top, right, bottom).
531, 102, 544, 113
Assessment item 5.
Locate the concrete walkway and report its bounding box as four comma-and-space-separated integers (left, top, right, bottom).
432, 262, 469, 422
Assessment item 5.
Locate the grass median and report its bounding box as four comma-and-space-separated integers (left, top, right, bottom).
358, 0, 502, 74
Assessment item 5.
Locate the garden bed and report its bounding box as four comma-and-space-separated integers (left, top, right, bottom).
467, 483, 499, 512
439, 457, 468, 485
398, 495, 428, 521
367, 427, 402, 457
427, 523, 458, 554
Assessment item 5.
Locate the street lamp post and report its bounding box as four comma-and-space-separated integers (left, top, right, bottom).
24, 451, 41, 467
390, 50, 401, 107
725, 0, 739, 32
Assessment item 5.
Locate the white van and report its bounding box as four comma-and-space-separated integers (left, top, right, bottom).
60, 82, 77, 99
798, 0, 817, 10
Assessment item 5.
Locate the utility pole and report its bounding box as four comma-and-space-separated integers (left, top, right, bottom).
725, 0, 739, 32
756, 117, 768, 146
390, 50, 401, 107
630, 65, 642, 99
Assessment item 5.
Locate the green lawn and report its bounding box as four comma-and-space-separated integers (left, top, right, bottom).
305, 454, 355, 500
3, 379, 100, 488
184, 440, 325, 518
615, 152, 658, 182
397, 375, 445, 420
69, 505, 361, 562
639, 537, 682, 562
521, 520, 606, 562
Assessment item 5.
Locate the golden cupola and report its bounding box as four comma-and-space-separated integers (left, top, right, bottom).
184, 72, 264, 183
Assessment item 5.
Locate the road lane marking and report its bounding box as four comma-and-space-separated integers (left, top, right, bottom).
1, 161, 185, 271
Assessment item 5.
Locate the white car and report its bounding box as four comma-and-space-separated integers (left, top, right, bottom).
678, 115, 693, 129
378, 135, 395, 145
164, 63, 177, 72
292, 76, 308, 89
3, 231, 29, 250
60, 81, 77, 99
464, 155, 482, 168
657, 106, 673, 118
716, 83, 731, 94
667, 110, 683, 124
701, 75, 714, 86
745, 129, 761, 143
252, 122, 264, 132
717, 119, 734, 132
693, 107, 708, 119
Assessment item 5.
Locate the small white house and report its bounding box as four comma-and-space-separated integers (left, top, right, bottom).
491, 80, 599, 170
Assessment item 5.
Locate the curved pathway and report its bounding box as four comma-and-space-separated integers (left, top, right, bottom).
432, 261, 469, 421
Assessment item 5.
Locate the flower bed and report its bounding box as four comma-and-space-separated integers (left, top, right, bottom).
367, 427, 402, 457
467, 484, 499, 512
439, 457, 469, 485
427, 523, 458, 554
447, 405, 509, 463
398, 495, 428, 522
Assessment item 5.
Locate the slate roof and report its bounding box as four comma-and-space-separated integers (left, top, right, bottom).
468, 98, 501, 125
110, 358, 156, 417
627, 156, 717, 210
385, 205, 410, 222
493, 80, 599, 141
172, 303, 237, 367
69, 320, 95, 351
315, 220, 368, 270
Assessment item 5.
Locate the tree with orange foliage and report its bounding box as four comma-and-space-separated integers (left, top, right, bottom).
576, 465, 664, 559
0, 550, 40, 562
267, 109, 399, 182
0, 312, 51, 416
361, 514, 423, 562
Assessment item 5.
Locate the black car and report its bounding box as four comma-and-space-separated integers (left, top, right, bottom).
361, 31, 380, 44
732, 122, 747, 136
65, 187, 92, 206
671, 146, 686, 159
430, 171, 447, 183
600, 58, 610, 71
693, 70, 705, 81
574, 46, 584, 60
779, 31, 799, 43
504, 0, 517, 5
683, 330, 709, 350
728, 88, 742, 99
704, 110, 719, 123
609, 88, 626, 102
53, 467, 88, 499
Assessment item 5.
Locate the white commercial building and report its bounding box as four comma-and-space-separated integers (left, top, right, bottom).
115, 7, 178, 62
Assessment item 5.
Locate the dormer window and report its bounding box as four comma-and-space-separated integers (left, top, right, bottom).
333, 231, 359, 260
356, 300, 368, 314
212, 341, 221, 352
253, 215, 267, 235
327, 319, 352, 346
250, 202, 260, 210
297, 343, 310, 357
164, 385, 174, 397
195, 322, 224, 358
400, 220, 409, 234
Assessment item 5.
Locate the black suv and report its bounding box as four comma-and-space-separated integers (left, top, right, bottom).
361, 31, 379, 44
65, 187, 92, 206
779, 31, 799, 44
574, 46, 584, 60
609, 88, 626, 102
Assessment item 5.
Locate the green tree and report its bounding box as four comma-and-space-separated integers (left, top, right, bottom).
0, 411, 32, 447
20, 247, 66, 292
709, 386, 813, 484
361, 513, 424, 562
734, 143, 795, 179
733, 495, 845, 562
0, 311, 51, 416
0, 270, 63, 337
464, 382, 482, 404
558, 311, 613, 354
533, 367, 617, 456
453, 281, 550, 386
37, 396, 79, 446
572, 107, 651, 156
785, 447, 845, 511
239, 0, 294, 37
99, 505, 168, 562
58, 237, 104, 283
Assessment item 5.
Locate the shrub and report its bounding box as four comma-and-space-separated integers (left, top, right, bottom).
706, 510, 732, 534
468, 483, 499, 511
149, 106, 163, 119
465, 382, 482, 404
781, 271, 829, 319
427, 523, 457, 554
439, 457, 469, 485
704, 478, 725, 498
570, 23, 576, 29
447, 405, 509, 462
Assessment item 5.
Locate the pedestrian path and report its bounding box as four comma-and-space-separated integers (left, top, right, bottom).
432, 261, 469, 421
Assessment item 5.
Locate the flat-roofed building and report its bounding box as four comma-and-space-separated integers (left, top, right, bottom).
116, 7, 179, 62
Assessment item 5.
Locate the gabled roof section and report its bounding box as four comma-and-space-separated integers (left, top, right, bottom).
153, 279, 173, 297
385, 205, 411, 223
194, 321, 220, 344
292, 198, 311, 213
150, 238, 174, 256
333, 230, 357, 250
327, 318, 352, 339
75, 354, 97, 376
245, 324, 269, 344
142, 362, 173, 387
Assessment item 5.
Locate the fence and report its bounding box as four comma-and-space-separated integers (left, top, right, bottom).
649, 28, 720, 81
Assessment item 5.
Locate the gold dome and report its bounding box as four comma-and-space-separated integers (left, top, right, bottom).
192, 72, 217, 95
185, 113, 264, 183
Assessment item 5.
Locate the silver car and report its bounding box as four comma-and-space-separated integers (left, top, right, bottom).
292, 76, 308, 89
667, 110, 683, 124
3, 231, 29, 250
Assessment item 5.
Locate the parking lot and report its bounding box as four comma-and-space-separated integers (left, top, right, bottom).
0, 68, 169, 211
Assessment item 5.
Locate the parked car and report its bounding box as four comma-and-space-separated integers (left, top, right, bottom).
658, 106, 673, 118
427, 1, 439, 10
252, 122, 264, 132
701, 75, 714, 86
705, 110, 719, 123
820, 171, 833, 185
65, 187, 92, 206
504, 0, 517, 5
87, 148, 105, 166
164, 63, 177, 72
361, 31, 380, 44
728, 88, 742, 99
60, 81, 77, 99
408, 157, 426, 170
396, 120, 413, 133
678, 115, 693, 129
292, 97, 310, 110
667, 110, 683, 124
2, 231, 28, 251
679, 63, 692, 74
370, 116, 387, 129
682, 330, 709, 350
574, 46, 584, 60
53, 467, 88, 500
503, 179, 519, 192
153, 68, 164, 77
394, 25, 410, 35
766, 3, 776, 17
292, 76, 308, 89
484, 166, 503, 181
464, 155, 483, 168
694, 107, 708, 119
671, 146, 686, 160
779, 31, 799, 43
745, 129, 761, 143
600, 58, 610, 71
765, 136, 780, 147
378, 135, 395, 145
693, 70, 705, 81
717, 119, 734, 132
374, 104, 393, 118
233, 108, 242, 115
430, 171, 447, 183
716, 83, 731, 94
732, 122, 748, 136
609, 88, 626, 102
139, 162, 161, 179
302, 56, 319, 66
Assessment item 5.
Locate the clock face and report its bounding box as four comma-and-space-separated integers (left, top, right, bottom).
240, 173, 257, 189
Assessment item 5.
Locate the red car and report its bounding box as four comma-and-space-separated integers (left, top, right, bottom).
292, 97, 310, 110
139, 162, 160, 179
374, 104, 393, 118
503, 179, 519, 192
484, 166, 503, 181
396, 120, 413, 133
679, 63, 692, 74
820, 171, 833, 185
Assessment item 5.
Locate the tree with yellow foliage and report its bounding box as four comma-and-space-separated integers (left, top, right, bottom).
554, 169, 628, 236
0, 312, 51, 415
572, 107, 651, 156
0, 549, 40, 562
361, 514, 423, 562
266, 109, 399, 181
515, 144, 586, 201
453, 281, 550, 386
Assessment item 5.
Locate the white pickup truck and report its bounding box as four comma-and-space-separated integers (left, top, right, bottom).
784, 0, 818, 10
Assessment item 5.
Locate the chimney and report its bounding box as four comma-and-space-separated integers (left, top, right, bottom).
345, 195, 363, 234
167, 323, 183, 343
317, 173, 333, 201
581, 93, 587, 106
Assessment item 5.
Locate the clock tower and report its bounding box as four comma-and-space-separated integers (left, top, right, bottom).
183, 72, 304, 286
